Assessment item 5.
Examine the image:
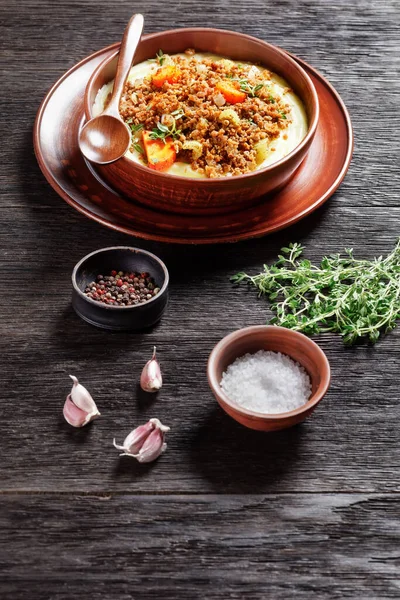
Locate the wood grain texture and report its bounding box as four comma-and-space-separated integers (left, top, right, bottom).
1, 494, 399, 600
1, 0, 400, 597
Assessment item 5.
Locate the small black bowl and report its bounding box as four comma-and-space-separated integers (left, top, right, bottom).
72, 247, 169, 331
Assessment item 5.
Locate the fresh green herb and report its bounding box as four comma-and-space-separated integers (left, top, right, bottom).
149, 120, 181, 143
127, 121, 143, 134
231, 240, 400, 345
247, 118, 256, 126
240, 81, 264, 97
156, 49, 166, 65
132, 142, 144, 155
269, 95, 276, 104
225, 75, 264, 98
280, 112, 287, 119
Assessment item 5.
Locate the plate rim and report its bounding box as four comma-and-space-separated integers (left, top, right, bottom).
34, 36, 353, 245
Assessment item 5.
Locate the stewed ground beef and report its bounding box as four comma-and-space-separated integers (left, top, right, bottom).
118, 49, 292, 178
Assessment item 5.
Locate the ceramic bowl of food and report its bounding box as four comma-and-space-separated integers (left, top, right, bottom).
71, 246, 169, 331
207, 325, 330, 431
84, 28, 319, 215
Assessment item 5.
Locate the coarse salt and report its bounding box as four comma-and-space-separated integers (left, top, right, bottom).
220, 350, 312, 414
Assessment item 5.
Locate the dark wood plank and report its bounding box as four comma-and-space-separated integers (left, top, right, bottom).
1, 313, 400, 493
0, 494, 399, 599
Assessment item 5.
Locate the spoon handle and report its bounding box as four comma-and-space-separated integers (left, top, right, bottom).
106, 13, 144, 116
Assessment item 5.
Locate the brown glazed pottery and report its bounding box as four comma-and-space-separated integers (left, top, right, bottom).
33, 42, 353, 244
207, 326, 331, 432
84, 28, 320, 215
71, 246, 169, 331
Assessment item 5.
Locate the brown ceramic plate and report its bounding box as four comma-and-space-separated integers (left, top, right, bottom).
34, 40, 353, 244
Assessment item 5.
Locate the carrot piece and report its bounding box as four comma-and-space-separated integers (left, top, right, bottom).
215, 80, 246, 104
142, 131, 176, 171
152, 65, 182, 88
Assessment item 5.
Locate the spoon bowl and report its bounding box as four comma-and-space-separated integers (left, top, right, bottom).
78, 13, 144, 164
79, 115, 131, 164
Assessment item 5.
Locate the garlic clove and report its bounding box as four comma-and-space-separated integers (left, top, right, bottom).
133, 428, 166, 463
113, 418, 170, 463
69, 375, 98, 413
63, 395, 90, 427
63, 375, 100, 427
140, 346, 162, 393
113, 420, 155, 455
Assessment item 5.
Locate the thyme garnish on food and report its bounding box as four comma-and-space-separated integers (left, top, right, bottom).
149, 111, 184, 143
126, 120, 144, 134
156, 49, 166, 65
132, 142, 145, 155
127, 121, 144, 154
231, 240, 400, 344
226, 75, 264, 98
239, 81, 264, 97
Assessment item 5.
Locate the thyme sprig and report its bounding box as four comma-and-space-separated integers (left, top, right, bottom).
156, 49, 166, 65
149, 111, 184, 143
126, 120, 143, 134
132, 142, 145, 155
149, 122, 181, 143
231, 241, 400, 344
226, 74, 264, 98
239, 81, 264, 97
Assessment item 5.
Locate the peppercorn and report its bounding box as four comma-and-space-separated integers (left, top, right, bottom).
84, 269, 160, 307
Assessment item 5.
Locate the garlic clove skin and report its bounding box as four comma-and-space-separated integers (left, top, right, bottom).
133, 428, 166, 463
149, 417, 170, 433
113, 418, 170, 462
113, 420, 155, 454
63, 395, 89, 427
63, 394, 100, 427
69, 375, 98, 413
140, 346, 162, 393
63, 375, 100, 427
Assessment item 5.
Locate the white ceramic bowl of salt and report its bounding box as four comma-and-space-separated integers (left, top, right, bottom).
207, 325, 331, 431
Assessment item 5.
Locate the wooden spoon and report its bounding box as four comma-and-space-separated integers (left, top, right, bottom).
78, 13, 144, 164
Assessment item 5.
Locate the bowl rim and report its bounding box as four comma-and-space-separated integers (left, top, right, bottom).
85, 27, 320, 182
207, 325, 331, 420
71, 245, 169, 310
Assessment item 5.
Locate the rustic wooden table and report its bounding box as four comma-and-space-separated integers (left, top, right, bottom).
1, 0, 399, 598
